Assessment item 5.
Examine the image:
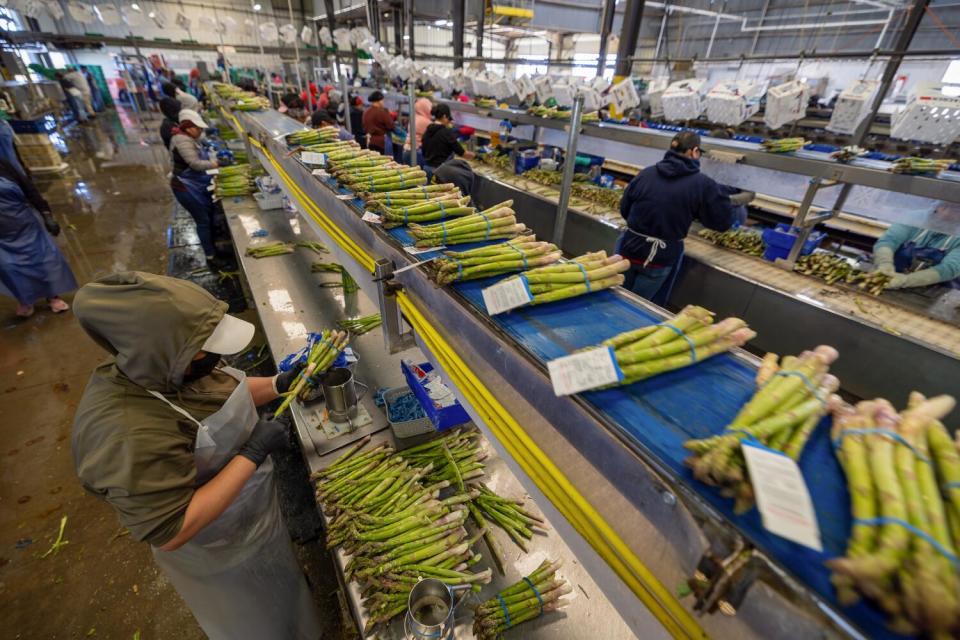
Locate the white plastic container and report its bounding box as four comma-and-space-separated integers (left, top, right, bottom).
764, 80, 810, 130
384, 387, 434, 438
826, 80, 879, 134
705, 81, 764, 126
661, 79, 706, 121
254, 190, 283, 211
890, 83, 960, 145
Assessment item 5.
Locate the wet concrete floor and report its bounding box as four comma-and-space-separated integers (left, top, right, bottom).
0, 109, 352, 639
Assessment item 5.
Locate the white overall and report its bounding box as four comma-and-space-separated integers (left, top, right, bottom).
148, 367, 321, 640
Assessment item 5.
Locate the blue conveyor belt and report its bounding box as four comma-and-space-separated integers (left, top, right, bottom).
306, 156, 895, 639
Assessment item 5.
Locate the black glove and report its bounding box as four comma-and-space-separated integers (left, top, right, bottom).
274, 361, 306, 395
41, 211, 61, 236
729, 190, 756, 206
237, 419, 289, 467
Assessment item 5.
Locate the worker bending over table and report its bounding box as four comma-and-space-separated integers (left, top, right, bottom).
874, 222, 960, 289
72, 272, 320, 640
617, 131, 754, 305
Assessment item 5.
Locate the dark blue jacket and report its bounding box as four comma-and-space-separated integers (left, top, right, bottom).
619, 150, 734, 266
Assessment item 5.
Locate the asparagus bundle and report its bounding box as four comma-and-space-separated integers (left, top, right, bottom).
472, 482, 546, 552
213, 163, 259, 197
274, 329, 349, 417
363, 183, 461, 206
285, 127, 341, 146
683, 346, 840, 513
246, 241, 295, 258
311, 262, 359, 293
828, 393, 960, 637
889, 157, 955, 176
342, 166, 427, 190
761, 137, 808, 153
233, 96, 270, 111
430, 235, 561, 285
472, 560, 570, 640
494, 251, 629, 307
574, 305, 754, 386
313, 439, 492, 634
296, 240, 329, 255
337, 313, 382, 336
378, 196, 476, 228
698, 227, 765, 257
475, 97, 498, 108
409, 204, 528, 247
794, 253, 891, 295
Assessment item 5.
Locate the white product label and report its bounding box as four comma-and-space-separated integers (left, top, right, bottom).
336, 194, 355, 200
362, 211, 382, 224
548, 347, 623, 396
741, 441, 822, 551
274, 131, 290, 141
312, 168, 329, 178
301, 152, 327, 166
404, 244, 442, 255
205, 168, 220, 175
482, 277, 533, 315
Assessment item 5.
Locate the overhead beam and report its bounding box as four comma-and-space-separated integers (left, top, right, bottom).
595, 0, 616, 75
614, 0, 644, 78
452, 0, 465, 69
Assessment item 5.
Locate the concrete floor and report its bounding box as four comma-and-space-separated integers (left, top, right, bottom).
0, 110, 351, 639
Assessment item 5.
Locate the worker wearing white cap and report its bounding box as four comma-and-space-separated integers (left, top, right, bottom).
72, 271, 321, 639
168, 109, 223, 264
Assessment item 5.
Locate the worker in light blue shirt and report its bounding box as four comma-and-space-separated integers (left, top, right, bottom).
873, 223, 960, 289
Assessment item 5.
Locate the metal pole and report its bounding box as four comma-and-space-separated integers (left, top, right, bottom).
393, 8, 403, 55
452, 0, 465, 69
875, 8, 894, 50
614, 0, 645, 79
252, 7, 268, 95
596, 0, 616, 76
748, 0, 770, 55
705, 1, 725, 59
407, 82, 417, 167
212, 5, 230, 81
476, 0, 485, 58
312, 18, 324, 85
286, 0, 304, 97
406, 0, 415, 60
341, 72, 352, 133
324, 0, 339, 81
553, 94, 584, 247
851, 0, 930, 146
652, 4, 668, 75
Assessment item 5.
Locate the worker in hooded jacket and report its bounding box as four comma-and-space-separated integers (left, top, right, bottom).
71, 271, 321, 640
617, 131, 754, 305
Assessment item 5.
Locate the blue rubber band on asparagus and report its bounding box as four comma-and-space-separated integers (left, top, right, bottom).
661, 323, 697, 362
497, 594, 511, 627
482, 212, 491, 240
441, 220, 447, 245
762, 369, 824, 403
439, 201, 446, 218
854, 517, 959, 566
507, 242, 527, 268
386, 194, 391, 207
522, 576, 544, 615
832, 428, 931, 463
944, 481, 960, 490
575, 262, 591, 292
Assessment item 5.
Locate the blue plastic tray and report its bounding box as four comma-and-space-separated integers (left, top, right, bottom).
401, 361, 471, 431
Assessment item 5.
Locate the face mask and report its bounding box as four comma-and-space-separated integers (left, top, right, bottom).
183, 352, 221, 383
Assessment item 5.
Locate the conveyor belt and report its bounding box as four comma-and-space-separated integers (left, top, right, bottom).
230, 105, 929, 638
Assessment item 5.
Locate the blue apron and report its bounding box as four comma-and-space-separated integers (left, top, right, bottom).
894, 240, 960, 290
0, 176, 77, 304
175, 144, 214, 195
616, 229, 684, 306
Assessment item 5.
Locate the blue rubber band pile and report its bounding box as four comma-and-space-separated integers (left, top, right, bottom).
386, 390, 427, 423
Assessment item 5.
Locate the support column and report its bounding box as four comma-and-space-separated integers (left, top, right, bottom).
595, 0, 616, 76
366, 0, 381, 40
614, 0, 645, 80
393, 7, 403, 55
406, 0, 415, 59
452, 0, 465, 69
476, 0, 485, 57
324, 0, 339, 81
286, 0, 304, 96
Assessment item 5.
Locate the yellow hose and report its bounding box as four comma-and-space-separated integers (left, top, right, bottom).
248, 128, 705, 639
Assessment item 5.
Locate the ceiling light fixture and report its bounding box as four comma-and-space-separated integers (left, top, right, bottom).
253, 3, 261, 11
148, 11, 155, 17
130, 2, 140, 10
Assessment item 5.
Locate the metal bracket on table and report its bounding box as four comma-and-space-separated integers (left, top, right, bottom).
374, 258, 416, 354
776, 176, 852, 270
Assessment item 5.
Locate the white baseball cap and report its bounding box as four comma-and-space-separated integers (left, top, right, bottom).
178, 108, 209, 129
202, 313, 255, 355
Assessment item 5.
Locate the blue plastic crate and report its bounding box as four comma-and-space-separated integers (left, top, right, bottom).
761, 224, 825, 262
400, 361, 471, 432
10, 115, 57, 134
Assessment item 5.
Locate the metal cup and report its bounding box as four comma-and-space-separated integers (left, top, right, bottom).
321, 367, 358, 422
405, 578, 470, 639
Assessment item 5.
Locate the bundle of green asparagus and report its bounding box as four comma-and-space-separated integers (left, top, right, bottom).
233, 96, 270, 111
794, 253, 891, 295
302, 140, 360, 155
761, 137, 808, 153
377, 196, 475, 228
828, 393, 960, 636
336, 313, 382, 336
429, 235, 561, 285
698, 227, 765, 257
574, 305, 754, 386
889, 157, 955, 176
472, 482, 546, 552
472, 560, 570, 639
246, 241, 295, 258
311, 262, 360, 293
350, 167, 429, 194
313, 440, 492, 633
296, 240, 329, 255
274, 329, 349, 417
683, 346, 840, 513
285, 127, 341, 147
213, 163, 259, 198
409, 204, 528, 247
494, 251, 629, 308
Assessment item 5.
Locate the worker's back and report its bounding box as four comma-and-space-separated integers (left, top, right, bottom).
619, 150, 733, 266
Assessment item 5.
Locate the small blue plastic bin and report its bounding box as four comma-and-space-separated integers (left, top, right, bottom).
400, 361, 470, 432
761, 224, 825, 262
